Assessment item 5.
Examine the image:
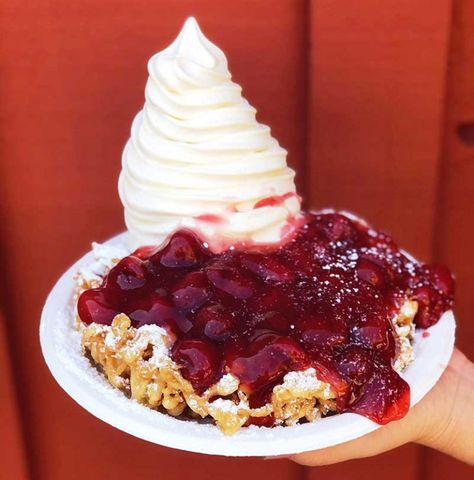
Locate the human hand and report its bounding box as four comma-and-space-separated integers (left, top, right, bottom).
289, 348, 474, 466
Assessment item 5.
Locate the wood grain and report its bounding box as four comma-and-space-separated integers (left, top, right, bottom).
307, 0, 451, 261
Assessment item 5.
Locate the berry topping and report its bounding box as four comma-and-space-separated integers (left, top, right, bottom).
411, 286, 443, 329
228, 333, 309, 398
77, 288, 119, 325
77, 212, 454, 426
426, 264, 455, 297
241, 254, 294, 283
207, 266, 256, 300
320, 213, 360, 243
153, 231, 209, 269
171, 339, 222, 392
104, 256, 149, 306
194, 303, 234, 342
356, 258, 387, 288
348, 365, 411, 424
296, 313, 347, 349
171, 271, 210, 311
350, 314, 396, 360
336, 345, 374, 386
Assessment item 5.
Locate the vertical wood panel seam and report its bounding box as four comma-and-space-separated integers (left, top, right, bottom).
300, 0, 312, 207
0, 227, 32, 478
301, 0, 311, 478
301, 0, 312, 478
0, 27, 34, 469
433, 0, 456, 262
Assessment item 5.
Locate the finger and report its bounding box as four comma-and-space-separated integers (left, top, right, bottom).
289, 350, 461, 467
291, 414, 418, 466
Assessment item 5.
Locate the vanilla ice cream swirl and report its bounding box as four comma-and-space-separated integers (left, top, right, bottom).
119, 17, 302, 251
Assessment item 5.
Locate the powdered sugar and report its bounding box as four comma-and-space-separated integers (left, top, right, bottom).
213, 374, 240, 396
279, 368, 333, 399
75, 242, 129, 290
139, 325, 174, 368
209, 398, 242, 415
104, 329, 119, 349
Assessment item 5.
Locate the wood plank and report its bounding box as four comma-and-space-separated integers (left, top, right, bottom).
307, 0, 451, 260
434, 0, 474, 361
426, 0, 474, 478
305, 1, 451, 479
303, 445, 419, 480
0, 1, 306, 479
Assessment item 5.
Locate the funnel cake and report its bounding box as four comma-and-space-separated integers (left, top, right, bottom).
76, 212, 453, 434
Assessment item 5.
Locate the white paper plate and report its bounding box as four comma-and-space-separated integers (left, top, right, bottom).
40, 232, 456, 457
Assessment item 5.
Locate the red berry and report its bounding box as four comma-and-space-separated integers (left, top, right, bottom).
427, 265, 455, 296
283, 247, 316, 275
316, 213, 359, 243
356, 258, 386, 288
77, 288, 119, 325
105, 256, 148, 296
366, 232, 398, 252
229, 334, 308, 393
310, 351, 350, 396
350, 314, 396, 360
171, 271, 210, 311
153, 231, 209, 268
296, 313, 347, 348
412, 285, 442, 328
131, 245, 160, 260
171, 339, 221, 392
127, 293, 190, 333
246, 414, 276, 427
207, 267, 256, 300
249, 285, 293, 318
241, 254, 294, 282
194, 303, 234, 342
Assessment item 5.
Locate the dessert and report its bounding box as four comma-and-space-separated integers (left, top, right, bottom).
118, 17, 301, 252
73, 18, 454, 436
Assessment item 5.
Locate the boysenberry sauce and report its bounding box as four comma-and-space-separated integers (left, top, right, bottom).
77, 213, 454, 425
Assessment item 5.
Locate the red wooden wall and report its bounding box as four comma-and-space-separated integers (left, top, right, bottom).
0, 1, 472, 479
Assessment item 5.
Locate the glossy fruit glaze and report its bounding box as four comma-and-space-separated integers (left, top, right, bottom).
77, 212, 454, 425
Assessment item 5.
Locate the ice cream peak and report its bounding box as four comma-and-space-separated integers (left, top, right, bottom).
119, 17, 302, 251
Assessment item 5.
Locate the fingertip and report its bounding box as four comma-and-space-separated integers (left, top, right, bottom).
289, 452, 323, 466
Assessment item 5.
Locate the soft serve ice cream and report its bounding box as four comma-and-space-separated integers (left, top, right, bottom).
119, 17, 301, 251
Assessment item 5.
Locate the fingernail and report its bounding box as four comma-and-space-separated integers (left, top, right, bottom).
264, 455, 291, 460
